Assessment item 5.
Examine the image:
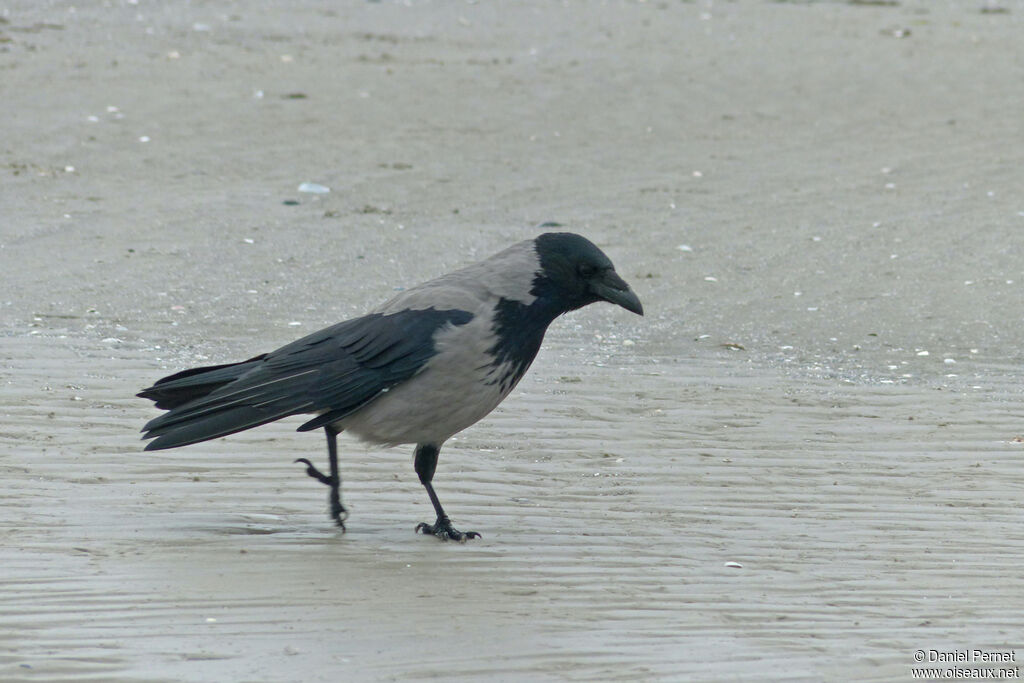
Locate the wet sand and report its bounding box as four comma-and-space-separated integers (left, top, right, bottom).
3, 1, 1024, 681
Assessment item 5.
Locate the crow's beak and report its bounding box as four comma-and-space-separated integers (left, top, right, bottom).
591, 270, 644, 316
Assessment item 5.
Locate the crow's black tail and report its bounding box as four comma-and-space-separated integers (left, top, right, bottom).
137, 354, 267, 410
139, 353, 319, 451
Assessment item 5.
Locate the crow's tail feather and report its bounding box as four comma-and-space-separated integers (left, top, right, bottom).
137, 354, 267, 410
142, 403, 304, 451
138, 354, 323, 450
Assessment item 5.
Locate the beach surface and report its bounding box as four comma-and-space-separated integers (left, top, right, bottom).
2, 1, 1024, 680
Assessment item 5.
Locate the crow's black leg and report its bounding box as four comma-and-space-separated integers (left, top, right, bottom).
323, 426, 347, 527
413, 443, 480, 542
293, 426, 348, 530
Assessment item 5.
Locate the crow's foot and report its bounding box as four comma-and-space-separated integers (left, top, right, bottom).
294, 458, 348, 531
328, 500, 349, 530
415, 516, 480, 542
295, 457, 331, 485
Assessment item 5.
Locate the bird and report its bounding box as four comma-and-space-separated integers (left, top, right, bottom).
138, 232, 643, 541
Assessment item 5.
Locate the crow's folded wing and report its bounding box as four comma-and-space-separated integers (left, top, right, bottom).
141, 307, 473, 450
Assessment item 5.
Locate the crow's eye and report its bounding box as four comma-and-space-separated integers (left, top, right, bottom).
578, 264, 598, 279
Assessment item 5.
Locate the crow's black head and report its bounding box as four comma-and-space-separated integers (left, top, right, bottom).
532, 232, 644, 316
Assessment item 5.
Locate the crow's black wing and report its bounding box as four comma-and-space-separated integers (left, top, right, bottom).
140, 307, 473, 450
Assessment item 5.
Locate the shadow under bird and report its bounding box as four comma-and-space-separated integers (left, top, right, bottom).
138, 232, 643, 541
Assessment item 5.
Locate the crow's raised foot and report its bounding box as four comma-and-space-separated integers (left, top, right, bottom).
295, 457, 331, 485
329, 502, 349, 531
415, 516, 480, 542
294, 457, 348, 531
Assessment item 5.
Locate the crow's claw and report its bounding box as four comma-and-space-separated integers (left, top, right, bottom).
331, 501, 349, 530
295, 458, 347, 531
295, 457, 333, 485
415, 516, 480, 542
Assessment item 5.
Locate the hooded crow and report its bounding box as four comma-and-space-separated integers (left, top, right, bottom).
139, 232, 643, 540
